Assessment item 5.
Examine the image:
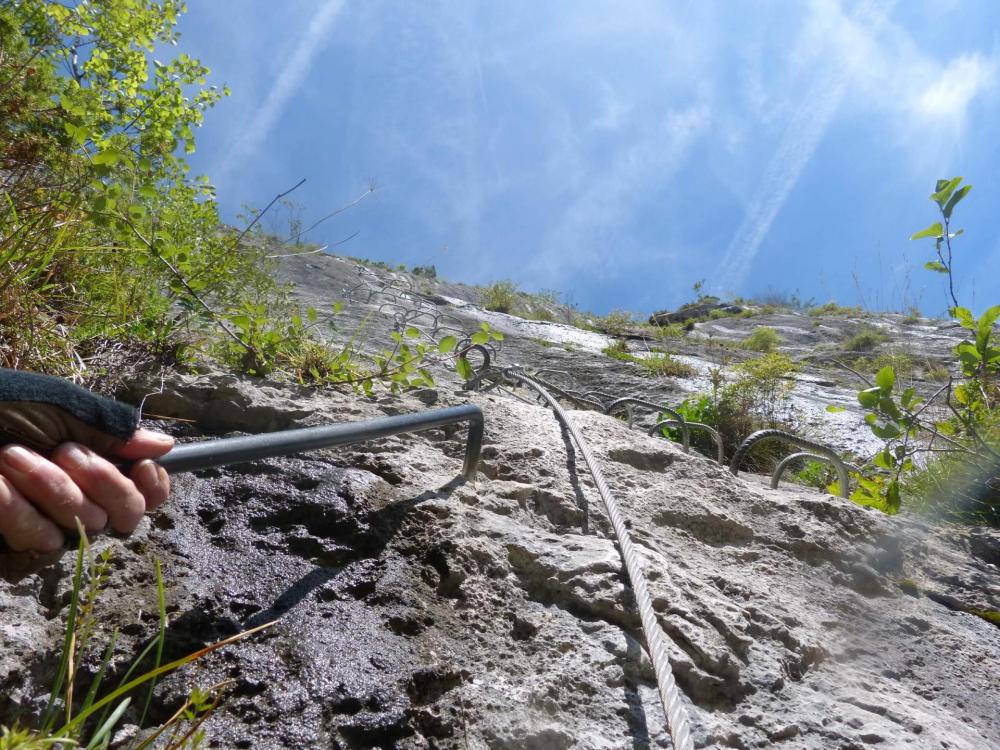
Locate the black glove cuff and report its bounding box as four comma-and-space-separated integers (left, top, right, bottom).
0, 368, 138, 440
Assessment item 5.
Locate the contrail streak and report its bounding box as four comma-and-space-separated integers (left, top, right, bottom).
217, 0, 345, 183
717, 0, 891, 293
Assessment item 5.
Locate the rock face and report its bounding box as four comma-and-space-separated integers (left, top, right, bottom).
1, 254, 999, 749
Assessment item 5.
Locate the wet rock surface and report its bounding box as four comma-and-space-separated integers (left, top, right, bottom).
2, 254, 999, 749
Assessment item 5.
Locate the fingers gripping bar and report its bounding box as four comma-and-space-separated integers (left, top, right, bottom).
0, 369, 483, 481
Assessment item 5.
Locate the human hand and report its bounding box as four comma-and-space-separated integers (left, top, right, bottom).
0, 368, 173, 552
0, 429, 173, 552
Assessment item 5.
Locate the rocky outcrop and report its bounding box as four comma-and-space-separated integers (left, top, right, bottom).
2, 369, 998, 748
1, 254, 998, 748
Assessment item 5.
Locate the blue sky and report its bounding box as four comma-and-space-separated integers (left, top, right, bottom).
175, 0, 1000, 316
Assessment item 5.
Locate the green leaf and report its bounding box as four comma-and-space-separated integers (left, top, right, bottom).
438, 335, 457, 353
875, 365, 895, 391
455, 356, 473, 380
942, 184, 971, 219
471, 331, 489, 345
825, 404, 846, 413
480, 321, 490, 332
900, 387, 915, 408
127, 204, 146, 219
332, 301, 344, 314
491, 331, 505, 341
64, 122, 89, 144
858, 387, 880, 408
923, 261, 948, 273
884, 480, 901, 514
951, 306, 975, 329
935, 421, 956, 436
976, 304, 1000, 352
956, 341, 982, 370
910, 222, 943, 241
92, 148, 124, 166
873, 447, 896, 470
405, 327, 421, 339
931, 177, 962, 208
869, 420, 902, 440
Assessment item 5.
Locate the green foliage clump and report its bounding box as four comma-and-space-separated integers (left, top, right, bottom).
603, 339, 630, 358
809, 301, 863, 316
841, 327, 889, 352
481, 280, 519, 313
661, 354, 799, 462
858, 351, 914, 380
925, 362, 951, 382
518, 307, 556, 322
638, 353, 695, 378
741, 327, 781, 352
0, 0, 292, 386
643, 322, 686, 339
599, 310, 635, 336
411, 264, 437, 279
602, 340, 694, 378
795, 459, 837, 490
844, 177, 1000, 524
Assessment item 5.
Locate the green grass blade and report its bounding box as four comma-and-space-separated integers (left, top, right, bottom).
54, 620, 278, 738
83, 698, 130, 750
41, 533, 87, 732
80, 629, 119, 715
139, 560, 167, 726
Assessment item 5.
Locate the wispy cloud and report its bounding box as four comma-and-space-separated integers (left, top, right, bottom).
912, 54, 997, 128
716, 0, 893, 293
215, 0, 345, 183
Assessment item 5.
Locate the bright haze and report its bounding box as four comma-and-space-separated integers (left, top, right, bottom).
178, 0, 1000, 316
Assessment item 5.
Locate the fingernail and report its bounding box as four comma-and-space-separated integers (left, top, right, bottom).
1, 445, 39, 473
60, 444, 91, 471
134, 460, 161, 493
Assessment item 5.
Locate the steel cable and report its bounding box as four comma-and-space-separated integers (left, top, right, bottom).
503, 367, 695, 750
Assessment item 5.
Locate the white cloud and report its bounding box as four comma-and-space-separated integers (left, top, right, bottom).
215, 0, 345, 183
913, 54, 997, 125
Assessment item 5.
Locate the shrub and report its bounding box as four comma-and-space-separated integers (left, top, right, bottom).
602, 339, 630, 360
412, 264, 437, 278
660, 353, 798, 463
643, 323, 686, 339
638, 353, 695, 378
481, 280, 519, 313
925, 362, 951, 382
741, 327, 781, 352
809, 301, 863, 316
517, 307, 556, 322
860, 351, 914, 379
602, 340, 694, 378
841, 327, 889, 352
600, 309, 635, 336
